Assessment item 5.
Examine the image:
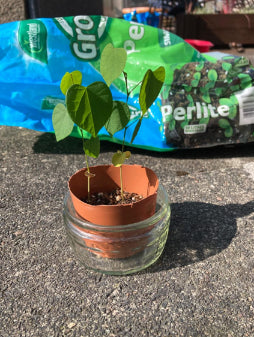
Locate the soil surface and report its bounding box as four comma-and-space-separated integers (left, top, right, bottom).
84, 189, 143, 205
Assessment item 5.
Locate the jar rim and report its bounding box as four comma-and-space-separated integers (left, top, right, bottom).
63, 184, 170, 232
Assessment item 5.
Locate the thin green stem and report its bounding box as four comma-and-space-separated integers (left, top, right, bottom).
122, 72, 130, 153
122, 127, 127, 153
119, 72, 130, 200
120, 165, 124, 200
119, 72, 141, 200
85, 153, 91, 202
121, 72, 142, 152
80, 128, 91, 202
128, 80, 142, 95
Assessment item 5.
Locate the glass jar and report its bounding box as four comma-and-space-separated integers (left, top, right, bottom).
63, 184, 170, 275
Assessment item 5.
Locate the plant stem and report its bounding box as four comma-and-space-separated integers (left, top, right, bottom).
122, 127, 127, 153
85, 153, 91, 202
119, 72, 141, 200
121, 72, 142, 152
80, 128, 91, 202
121, 72, 129, 154
119, 72, 131, 200
120, 165, 124, 200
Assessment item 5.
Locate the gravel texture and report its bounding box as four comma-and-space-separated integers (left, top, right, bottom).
1, 125, 254, 337
0, 0, 24, 24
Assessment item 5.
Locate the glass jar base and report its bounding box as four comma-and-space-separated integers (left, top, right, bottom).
63, 184, 170, 275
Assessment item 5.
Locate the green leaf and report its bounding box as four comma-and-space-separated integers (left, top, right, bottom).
83, 136, 100, 158
238, 74, 252, 90
222, 62, 232, 71
187, 94, 193, 104
112, 150, 131, 167
229, 106, 237, 119
218, 118, 230, 129
185, 85, 192, 92
191, 79, 199, 87
105, 101, 130, 136
195, 62, 204, 71
139, 66, 165, 115
201, 94, 211, 103
60, 71, 82, 95
52, 103, 74, 141
219, 98, 231, 106
193, 72, 201, 81
215, 88, 223, 97
230, 95, 239, 105
228, 68, 241, 78
131, 119, 142, 143
205, 81, 215, 90
230, 85, 240, 92
208, 69, 218, 82
224, 126, 233, 138
199, 117, 210, 124
100, 43, 127, 86
199, 87, 207, 94
66, 82, 113, 137
169, 118, 176, 131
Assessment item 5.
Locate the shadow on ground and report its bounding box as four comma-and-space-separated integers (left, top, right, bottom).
146, 200, 254, 273
33, 132, 254, 159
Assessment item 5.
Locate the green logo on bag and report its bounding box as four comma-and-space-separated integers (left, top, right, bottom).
53, 16, 109, 61
41, 96, 65, 110
18, 20, 48, 64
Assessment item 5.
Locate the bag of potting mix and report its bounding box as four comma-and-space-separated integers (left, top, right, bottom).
0, 15, 254, 150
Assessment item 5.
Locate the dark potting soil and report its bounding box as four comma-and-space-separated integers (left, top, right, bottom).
84, 189, 143, 205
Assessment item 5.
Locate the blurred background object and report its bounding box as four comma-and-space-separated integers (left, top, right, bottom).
24, 0, 104, 18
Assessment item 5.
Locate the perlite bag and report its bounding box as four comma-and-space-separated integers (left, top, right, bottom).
0, 16, 253, 150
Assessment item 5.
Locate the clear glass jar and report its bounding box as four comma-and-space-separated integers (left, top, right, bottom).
63, 184, 170, 275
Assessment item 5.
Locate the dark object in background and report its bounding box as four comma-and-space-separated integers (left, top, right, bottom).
24, 0, 103, 18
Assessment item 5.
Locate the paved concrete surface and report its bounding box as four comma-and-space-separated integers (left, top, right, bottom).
1, 127, 254, 337
0, 0, 24, 24
1, 1, 254, 336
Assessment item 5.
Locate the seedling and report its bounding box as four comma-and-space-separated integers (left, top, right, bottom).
52, 43, 165, 202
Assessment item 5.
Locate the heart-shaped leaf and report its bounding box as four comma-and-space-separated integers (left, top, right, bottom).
100, 44, 127, 86
52, 103, 74, 141
83, 136, 100, 158
66, 82, 113, 137
105, 101, 130, 136
60, 71, 82, 95
112, 150, 131, 167
139, 66, 165, 115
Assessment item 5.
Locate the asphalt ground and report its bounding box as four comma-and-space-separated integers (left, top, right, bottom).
1, 2, 254, 336
1, 128, 254, 337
